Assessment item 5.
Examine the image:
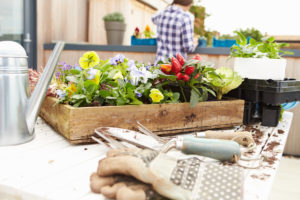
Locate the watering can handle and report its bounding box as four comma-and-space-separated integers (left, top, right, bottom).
178, 137, 241, 162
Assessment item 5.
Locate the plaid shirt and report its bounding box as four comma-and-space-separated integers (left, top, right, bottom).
152, 5, 195, 64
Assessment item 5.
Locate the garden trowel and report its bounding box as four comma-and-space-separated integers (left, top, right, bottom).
94, 127, 241, 163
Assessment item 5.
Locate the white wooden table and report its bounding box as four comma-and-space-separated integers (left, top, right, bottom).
0, 112, 293, 200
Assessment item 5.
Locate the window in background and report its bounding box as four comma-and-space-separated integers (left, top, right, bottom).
0, 0, 24, 44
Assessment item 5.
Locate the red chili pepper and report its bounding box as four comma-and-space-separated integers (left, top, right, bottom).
176, 73, 183, 80
182, 74, 190, 82
176, 53, 185, 66
171, 57, 182, 74
192, 54, 202, 61
194, 73, 200, 79
160, 64, 172, 74
185, 66, 195, 75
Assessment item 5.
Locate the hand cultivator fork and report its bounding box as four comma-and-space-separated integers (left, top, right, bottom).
93, 124, 263, 169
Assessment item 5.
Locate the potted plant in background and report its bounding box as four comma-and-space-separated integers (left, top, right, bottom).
103, 12, 126, 45
231, 31, 293, 80
131, 25, 157, 46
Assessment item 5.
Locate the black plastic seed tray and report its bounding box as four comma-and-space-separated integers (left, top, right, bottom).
228, 78, 300, 105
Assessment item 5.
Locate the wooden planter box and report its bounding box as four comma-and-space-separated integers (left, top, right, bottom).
39, 97, 245, 144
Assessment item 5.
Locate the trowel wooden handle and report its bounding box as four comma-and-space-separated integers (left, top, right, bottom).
179, 137, 241, 162
196, 131, 252, 140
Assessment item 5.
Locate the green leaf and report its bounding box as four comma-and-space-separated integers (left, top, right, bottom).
69, 69, 81, 75
73, 100, 84, 107
199, 89, 208, 102
84, 80, 99, 93
130, 98, 143, 105
116, 97, 127, 105
107, 69, 118, 79
190, 89, 200, 108
76, 76, 84, 93
158, 74, 177, 81
201, 86, 216, 97
66, 75, 79, 83
71, 94, 86, 100
249, 38, 256, 45
266, 36, 275, 43
172, 92, 180, 101
99, 90, 111, 98
117, 78, 125, 88
106, 96, 117, 100
183, 59, 201, 67
235, 31, 247, 45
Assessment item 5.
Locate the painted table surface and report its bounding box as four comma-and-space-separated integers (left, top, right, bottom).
0, 112, 293, 200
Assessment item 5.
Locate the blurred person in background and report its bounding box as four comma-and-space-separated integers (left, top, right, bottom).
152, 0, 197, 64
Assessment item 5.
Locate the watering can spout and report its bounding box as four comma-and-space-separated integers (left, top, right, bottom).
26, 42, 65, 134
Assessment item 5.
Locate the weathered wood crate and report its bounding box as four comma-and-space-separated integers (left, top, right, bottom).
39, 97, 244, 144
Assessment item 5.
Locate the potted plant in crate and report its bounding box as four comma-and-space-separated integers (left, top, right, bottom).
36, 52, 244, 143
103, 12, 126, 45
231, 31, 293, 80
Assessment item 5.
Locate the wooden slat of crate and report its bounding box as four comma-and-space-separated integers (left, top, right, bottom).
40, 97, 244, 144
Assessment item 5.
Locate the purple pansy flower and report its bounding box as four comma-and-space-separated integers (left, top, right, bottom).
87, 68, 98, 80
109, 54, 126, 65
127, 60, 136, 71
55, 72, 61, 79
56, 89, 66, 98
135, 91, 142, 98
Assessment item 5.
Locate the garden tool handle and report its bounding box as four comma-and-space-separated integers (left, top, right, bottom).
196, 131, 251, 140
177, 137, 241, 162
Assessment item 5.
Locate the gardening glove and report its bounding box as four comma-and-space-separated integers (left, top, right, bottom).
95, 148, 244, 200
90, 173, 165, 200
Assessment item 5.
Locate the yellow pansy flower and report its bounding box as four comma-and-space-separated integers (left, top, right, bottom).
66, 82, 77, 96
92, 70, 101, 85
149, 89, 164, 103
113, 71, 124, 80
79, 51, 100, 69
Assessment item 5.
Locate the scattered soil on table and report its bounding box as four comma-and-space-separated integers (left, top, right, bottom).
131, 127, 140, 132
244, 126, 264, 145
84, 148, 88, 151
244, 151, 254, 156
266, 141, 280, 152
278, 129, 285, 134
273, 134, 279, 137
264, 155, 277, 165
99, 127, 109, 131
251, 173, 271, 181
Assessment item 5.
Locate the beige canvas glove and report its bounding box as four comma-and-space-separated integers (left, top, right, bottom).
93, 148, 244, 200
90, 173, 165, 200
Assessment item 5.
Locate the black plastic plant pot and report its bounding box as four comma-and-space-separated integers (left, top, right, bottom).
228, 78, 300, 105
261, 105, 281, 127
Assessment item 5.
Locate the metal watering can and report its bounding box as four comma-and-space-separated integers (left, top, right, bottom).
0, 41, 65, 146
